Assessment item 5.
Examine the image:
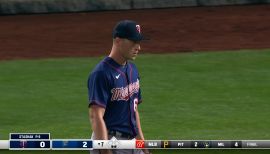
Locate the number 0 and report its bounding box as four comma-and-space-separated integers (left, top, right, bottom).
40, 141, 45, 148
83, 141, 87, 148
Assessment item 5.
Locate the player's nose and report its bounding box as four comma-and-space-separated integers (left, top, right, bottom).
136, 44, 141, 51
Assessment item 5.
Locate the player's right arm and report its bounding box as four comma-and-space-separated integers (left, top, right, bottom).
89, 105, 112, 154
88, 70, 112, 154
88, 70, 109, 139
89, 105, 108, 140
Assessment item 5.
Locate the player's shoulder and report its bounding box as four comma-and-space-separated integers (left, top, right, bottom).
89, 58, 111, 77
91, 57, 110, 71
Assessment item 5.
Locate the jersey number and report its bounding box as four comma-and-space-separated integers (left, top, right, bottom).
133, 98, 138, 112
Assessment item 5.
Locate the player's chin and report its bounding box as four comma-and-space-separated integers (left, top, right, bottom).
128, 55, 137, 60
130, 56, 137, 60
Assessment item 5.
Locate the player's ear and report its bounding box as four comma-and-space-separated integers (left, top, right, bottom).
114, 37, 122, 45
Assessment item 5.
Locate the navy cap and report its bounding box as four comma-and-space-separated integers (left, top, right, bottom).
112, 20, 147, 41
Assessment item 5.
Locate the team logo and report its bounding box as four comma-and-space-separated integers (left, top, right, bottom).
20, 140, 27, 148
111, 79, 140, 101
136, 140, 145, 148
63, 141, 69, 147
136, 25, 141, 33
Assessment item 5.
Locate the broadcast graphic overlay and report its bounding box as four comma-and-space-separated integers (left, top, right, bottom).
1, 133, 270, 150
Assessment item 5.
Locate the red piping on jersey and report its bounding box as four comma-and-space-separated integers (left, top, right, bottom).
89, 100, 106, 108
103, 61, 127, 84
104, 60, 136, 136
128, 63, 137, 136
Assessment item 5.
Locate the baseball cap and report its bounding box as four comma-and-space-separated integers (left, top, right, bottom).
112, 20, 147, 41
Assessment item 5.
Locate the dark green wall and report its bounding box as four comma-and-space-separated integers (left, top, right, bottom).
0, 0, 270, 15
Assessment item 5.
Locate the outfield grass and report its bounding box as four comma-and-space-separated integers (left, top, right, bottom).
1, 49, 270, 154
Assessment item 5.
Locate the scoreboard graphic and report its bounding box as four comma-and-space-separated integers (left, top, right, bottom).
0, 133, 270, 150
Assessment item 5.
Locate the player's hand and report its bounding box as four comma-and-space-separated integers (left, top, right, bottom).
143, 149, 152, 154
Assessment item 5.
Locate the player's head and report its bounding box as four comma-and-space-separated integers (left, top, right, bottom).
112, 20, 147, 60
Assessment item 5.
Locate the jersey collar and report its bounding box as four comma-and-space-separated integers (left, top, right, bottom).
104, 56, 128, 69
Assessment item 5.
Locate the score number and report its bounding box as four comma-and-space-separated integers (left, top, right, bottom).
51, 140, 92, 149
9, 140, 50, 150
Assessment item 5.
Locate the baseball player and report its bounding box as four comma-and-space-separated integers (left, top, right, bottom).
87, 20, 151, 154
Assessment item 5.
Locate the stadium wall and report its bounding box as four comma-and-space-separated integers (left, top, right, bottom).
0, 0, 270, 15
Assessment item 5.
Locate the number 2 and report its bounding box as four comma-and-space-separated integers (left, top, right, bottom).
194, 142, 198, 147
83, 141, 87, 148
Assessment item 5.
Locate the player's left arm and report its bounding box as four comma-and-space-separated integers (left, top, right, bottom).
135, 108, 152, 154
135, 108, 145, 140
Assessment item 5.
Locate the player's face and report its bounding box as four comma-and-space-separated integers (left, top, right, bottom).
120, 39, 141, 60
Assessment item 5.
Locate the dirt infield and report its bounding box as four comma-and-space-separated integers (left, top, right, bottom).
0, 4, 270, 60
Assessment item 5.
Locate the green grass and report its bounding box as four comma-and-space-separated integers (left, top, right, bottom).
1, 49, 270, 154
138, 50, 270, 140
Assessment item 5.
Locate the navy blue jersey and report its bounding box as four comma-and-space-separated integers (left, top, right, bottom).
87, 57, 142, 137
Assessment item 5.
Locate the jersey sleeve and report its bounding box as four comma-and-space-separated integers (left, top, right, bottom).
87, 71, 110, 108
